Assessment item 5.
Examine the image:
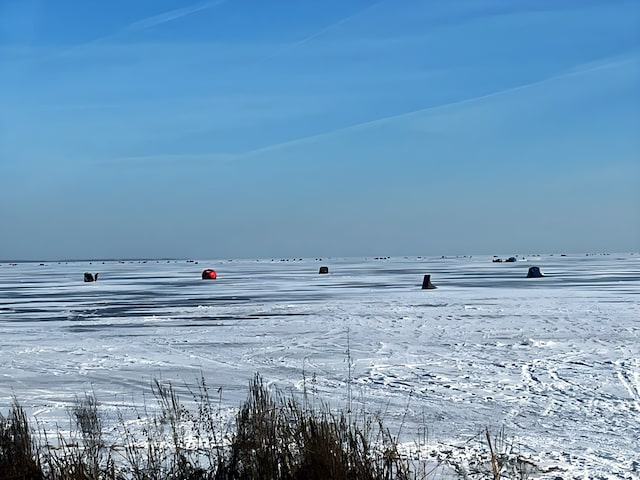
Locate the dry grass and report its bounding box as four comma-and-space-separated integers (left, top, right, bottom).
0, 398, 43, 480
0, 375, 539, 479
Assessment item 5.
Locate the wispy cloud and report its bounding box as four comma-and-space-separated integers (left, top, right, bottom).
98, 152, 235, 166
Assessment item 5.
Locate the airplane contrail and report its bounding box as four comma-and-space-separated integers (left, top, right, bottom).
251, 0, 386, 68
37, 0, 229, 62
235, 54, 636, 158
119, 0, 228, 37
97, 53, 634, 168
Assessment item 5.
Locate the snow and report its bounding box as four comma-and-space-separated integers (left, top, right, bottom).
0, 254, 638, 478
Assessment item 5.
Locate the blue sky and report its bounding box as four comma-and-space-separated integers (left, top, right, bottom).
1, 0, 638, 260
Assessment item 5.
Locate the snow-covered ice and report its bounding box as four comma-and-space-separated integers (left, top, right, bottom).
0, 254, 638, 478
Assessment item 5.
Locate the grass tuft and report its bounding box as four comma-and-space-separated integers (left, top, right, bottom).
0, 398, 43, 480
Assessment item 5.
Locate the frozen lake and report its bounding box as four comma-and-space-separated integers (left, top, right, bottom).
1, 254, 638, 478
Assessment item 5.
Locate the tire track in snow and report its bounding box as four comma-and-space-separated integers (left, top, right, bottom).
616, 359, 640, 413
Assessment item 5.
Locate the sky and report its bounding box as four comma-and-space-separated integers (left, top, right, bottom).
1, 0, 639, 260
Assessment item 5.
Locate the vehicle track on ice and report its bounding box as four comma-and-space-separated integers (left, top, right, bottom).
616, 358, 640, 412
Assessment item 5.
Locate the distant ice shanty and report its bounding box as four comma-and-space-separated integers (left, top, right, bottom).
527, 266, 544, 278
422, 274, 437, 289
83, 272, 98, 282
201, 269, 217, 279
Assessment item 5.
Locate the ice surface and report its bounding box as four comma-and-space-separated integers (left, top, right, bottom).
0, 254, 638, 478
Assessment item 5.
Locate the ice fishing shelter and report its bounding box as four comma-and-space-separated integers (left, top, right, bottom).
422, 274, 437, 289
202, 269, 217, 279
526, 266, 544, 278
